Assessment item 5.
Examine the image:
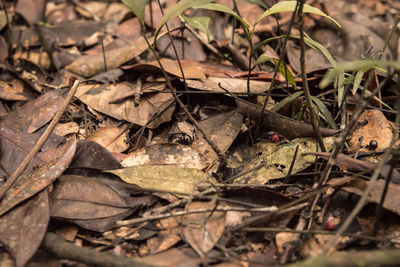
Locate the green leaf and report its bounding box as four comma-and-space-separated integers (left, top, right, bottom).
271, 91, 303, 112
276, 59, 297, 90
254, 36, 284, 52
193, 3, 249, 31
352, 70, 365, 95
255, 35, 336, 68
181, 14, 211, 42
155, 0, 213, 36
255, 55, 297, 90
255, 1, 340, 27
122, 0, 147, 24
311, 96, 338, 129
255, 54, 272, 65
320, 59, 400, 88
336, 71, 345, 107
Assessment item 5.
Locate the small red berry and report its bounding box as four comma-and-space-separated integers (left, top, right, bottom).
325, 221, 336, 231
271, 134, 279, 143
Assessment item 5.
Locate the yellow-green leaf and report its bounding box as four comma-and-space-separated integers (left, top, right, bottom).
106, 165, 215, 194
182, 15, 211, 42
155, 0, 213, 36
122, 0, 147, 24
255, 1, 340, 27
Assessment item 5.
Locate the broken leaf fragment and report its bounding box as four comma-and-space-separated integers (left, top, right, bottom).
106, 165, 216, 194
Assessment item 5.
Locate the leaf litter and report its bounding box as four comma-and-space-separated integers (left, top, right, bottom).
0, 0, 400, 266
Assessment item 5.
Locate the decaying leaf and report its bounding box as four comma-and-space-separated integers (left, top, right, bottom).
182, 201, 226, 256
0, 190, 49, 267
88, 126, 129, 153
50, 175, 151, 232
192, 110, 243, 167
106, 165, 216, 194
329, 177, 400, 216
235, 137, 335, 184
76, 82, 175, 129
121, 143, 208, 170
0, 138, 77, 217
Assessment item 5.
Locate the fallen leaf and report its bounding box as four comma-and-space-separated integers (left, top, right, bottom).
0, 189, 49, 267
0, 138, 77, 217
182, 201, 226, 256
107, 165, 215, 194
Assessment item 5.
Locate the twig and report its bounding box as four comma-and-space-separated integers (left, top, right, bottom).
298, 0, 326, 152
0, 80, 80, 200
42, 232, 157, 267
116, 206, 277, 227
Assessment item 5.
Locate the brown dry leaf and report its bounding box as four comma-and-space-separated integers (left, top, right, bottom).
0, 80, 28, 101
76, 83, 175, 129
125, 58, 207, 79
0, 138, 77, 217
185, 77, 271, 95
0, 190, 49, 267
50, 175, 131, 219
157, 31, 207, 61
182, 201, 226, 256
134, 248, 200, 267
88, 126, 129, 153
66, 36, 150, 77
53, 122, 79, 136
50, 175, 151, 232
107, 165, 215, 194
304, 152, 400, 183
121, 143, 208, 170
0, 132, 64, 175
192, 111, 243, 167
70, 140, 122, 170
348, 109, 392, 153
37, 20, 105, 47
13, 50, 52, 70
0, 89, 64, 134
16, 0, 46, 24
147, 217, 182, 254
86, 17, 142, 55
329, 177, 400, 216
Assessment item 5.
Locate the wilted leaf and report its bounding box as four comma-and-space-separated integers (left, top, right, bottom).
107, 165, 215, 194
0, 138, 77, 217
182, 201, 226, 256
0, 190, 49, 267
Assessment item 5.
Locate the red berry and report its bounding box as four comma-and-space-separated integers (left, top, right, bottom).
325, 221, 336, 231
271, 134, 279, 143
